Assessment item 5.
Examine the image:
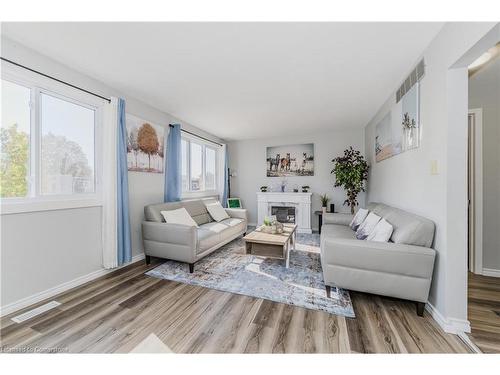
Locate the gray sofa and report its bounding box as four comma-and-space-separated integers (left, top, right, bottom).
142, 198, 248, 272
320, 202, 436, 316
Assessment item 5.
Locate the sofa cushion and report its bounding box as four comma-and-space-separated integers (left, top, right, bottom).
355, 212, 381, 240
160, 208, 198, 227
366, 218, 393, 242
321, 224, 356, 246
219, 218, 246, 239
196, 218, 245, 253
197, 227, 221, 252
144, 199, 214, 225
349, 208, 369, 231
205, 201, 230, 222
369, 203, 435, 247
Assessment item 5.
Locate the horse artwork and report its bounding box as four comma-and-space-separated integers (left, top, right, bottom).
266, 143, 314, 177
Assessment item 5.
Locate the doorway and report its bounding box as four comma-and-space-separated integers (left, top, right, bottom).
466, 42, 500, 353
467, 108, 483, 275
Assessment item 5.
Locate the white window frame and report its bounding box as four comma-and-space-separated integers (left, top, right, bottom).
1, 63, 105, 214
181, 134, 220, 198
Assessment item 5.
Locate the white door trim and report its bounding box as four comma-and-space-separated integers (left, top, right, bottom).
468, 108, 483, 275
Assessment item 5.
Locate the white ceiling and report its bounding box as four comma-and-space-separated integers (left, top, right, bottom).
1, 22, 443, 141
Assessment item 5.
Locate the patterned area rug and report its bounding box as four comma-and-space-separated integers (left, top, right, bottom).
146, 229, 354, 318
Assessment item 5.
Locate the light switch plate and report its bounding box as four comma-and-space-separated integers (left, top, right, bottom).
431, 160, 439, 175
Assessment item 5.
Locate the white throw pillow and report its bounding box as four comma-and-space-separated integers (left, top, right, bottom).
349, 208, 369, 231
355, 212, 381, 240
161, 208, 198, 227
366, 218, 394, 242
205, 201, 230, 222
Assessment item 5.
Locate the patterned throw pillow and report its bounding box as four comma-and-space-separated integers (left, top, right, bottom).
366, 218, 394, 242
349, 208, 369, 231
355, 212, 381, 240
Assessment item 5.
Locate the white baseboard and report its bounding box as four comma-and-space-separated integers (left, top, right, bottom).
425, 302, 471, 335
482, 268, 500, 278
0, 253, 145, 317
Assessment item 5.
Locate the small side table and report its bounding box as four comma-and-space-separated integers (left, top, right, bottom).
314, 210, 336, 234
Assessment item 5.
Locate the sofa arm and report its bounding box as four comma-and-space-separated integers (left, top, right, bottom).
322, 237, 436, 279
323, 213, 353, 226
225, 208, 248, 221
142, 221, 197, 247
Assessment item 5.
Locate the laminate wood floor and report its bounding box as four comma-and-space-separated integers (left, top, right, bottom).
468, 272, 500, 353
0, 260, 470, 354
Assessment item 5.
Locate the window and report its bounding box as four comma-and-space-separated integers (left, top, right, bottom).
181, 137, 219, 194
1, 70, 102, 213
1, 80, 31, 198
40, 93, 95, 195
205, 147, 216, 190
181, 139, 188, 191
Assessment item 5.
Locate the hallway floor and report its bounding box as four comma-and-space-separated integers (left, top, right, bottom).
468, 272, 500, 353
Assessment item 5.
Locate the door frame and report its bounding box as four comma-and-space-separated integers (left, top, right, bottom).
468, 108, 483, 275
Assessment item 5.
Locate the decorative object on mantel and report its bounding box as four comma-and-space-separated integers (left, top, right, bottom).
280, 178, 287, 192
227, 197, 242, 209
260, 186, 268, 192
330, 203, 335, 213
332, 147, 369, 214
320, 193, 330, 214
293, 184, 299, 193
302, 185, 310, 193
266, 143, 314, 177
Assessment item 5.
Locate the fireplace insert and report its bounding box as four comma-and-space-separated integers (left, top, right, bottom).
271, 206, 296, 224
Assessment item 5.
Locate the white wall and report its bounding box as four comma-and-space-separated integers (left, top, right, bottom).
364, 22, 498, 331
0, 37, 223, 310
228, 129, 365, 229
469, 57, 500, 271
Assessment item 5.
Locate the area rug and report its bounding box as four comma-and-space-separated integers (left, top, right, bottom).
146, 230, 355, 318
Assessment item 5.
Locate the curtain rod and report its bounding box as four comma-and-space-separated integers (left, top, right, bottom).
1, 57, 112, 103
170, 124, 223, 147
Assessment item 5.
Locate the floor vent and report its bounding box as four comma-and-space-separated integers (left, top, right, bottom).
11, 301, 61, 323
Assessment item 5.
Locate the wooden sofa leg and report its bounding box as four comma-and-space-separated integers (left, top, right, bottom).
325, 285, 331, 298
189, 263, 195, 273
416, 302, 425, 317
145, 255, 151, 265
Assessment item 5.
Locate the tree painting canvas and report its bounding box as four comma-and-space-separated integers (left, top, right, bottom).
126, 114, 164, 173
266, 143, 314, 177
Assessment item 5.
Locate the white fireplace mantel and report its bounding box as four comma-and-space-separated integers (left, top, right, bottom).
257, 192, 312, 233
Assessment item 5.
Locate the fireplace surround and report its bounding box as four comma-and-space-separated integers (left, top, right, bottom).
257, 192, 312, 233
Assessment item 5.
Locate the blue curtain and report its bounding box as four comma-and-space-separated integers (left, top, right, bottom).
165, 124, 182, 202
117, 98, 132, 266
222, 146, 229, 207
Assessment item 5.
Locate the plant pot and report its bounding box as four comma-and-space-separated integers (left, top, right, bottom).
322, 206, 327, 214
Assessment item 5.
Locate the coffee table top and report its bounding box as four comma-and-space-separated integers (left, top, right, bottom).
243, 224, 297, 246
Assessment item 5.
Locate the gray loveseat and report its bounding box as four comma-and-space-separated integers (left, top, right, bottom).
142, 198, 248, 272
320, 202, 436, 316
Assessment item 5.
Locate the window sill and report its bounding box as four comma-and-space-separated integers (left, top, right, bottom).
181, 190, 219, 200
1, 198, 103, 215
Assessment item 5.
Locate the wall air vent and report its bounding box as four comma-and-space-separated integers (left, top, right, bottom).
396, 58, 425, 102
11, 301, 61, 323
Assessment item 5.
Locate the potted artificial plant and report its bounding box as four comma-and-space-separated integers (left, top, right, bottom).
319, 194, 330, 214
331, 147, 369, 214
